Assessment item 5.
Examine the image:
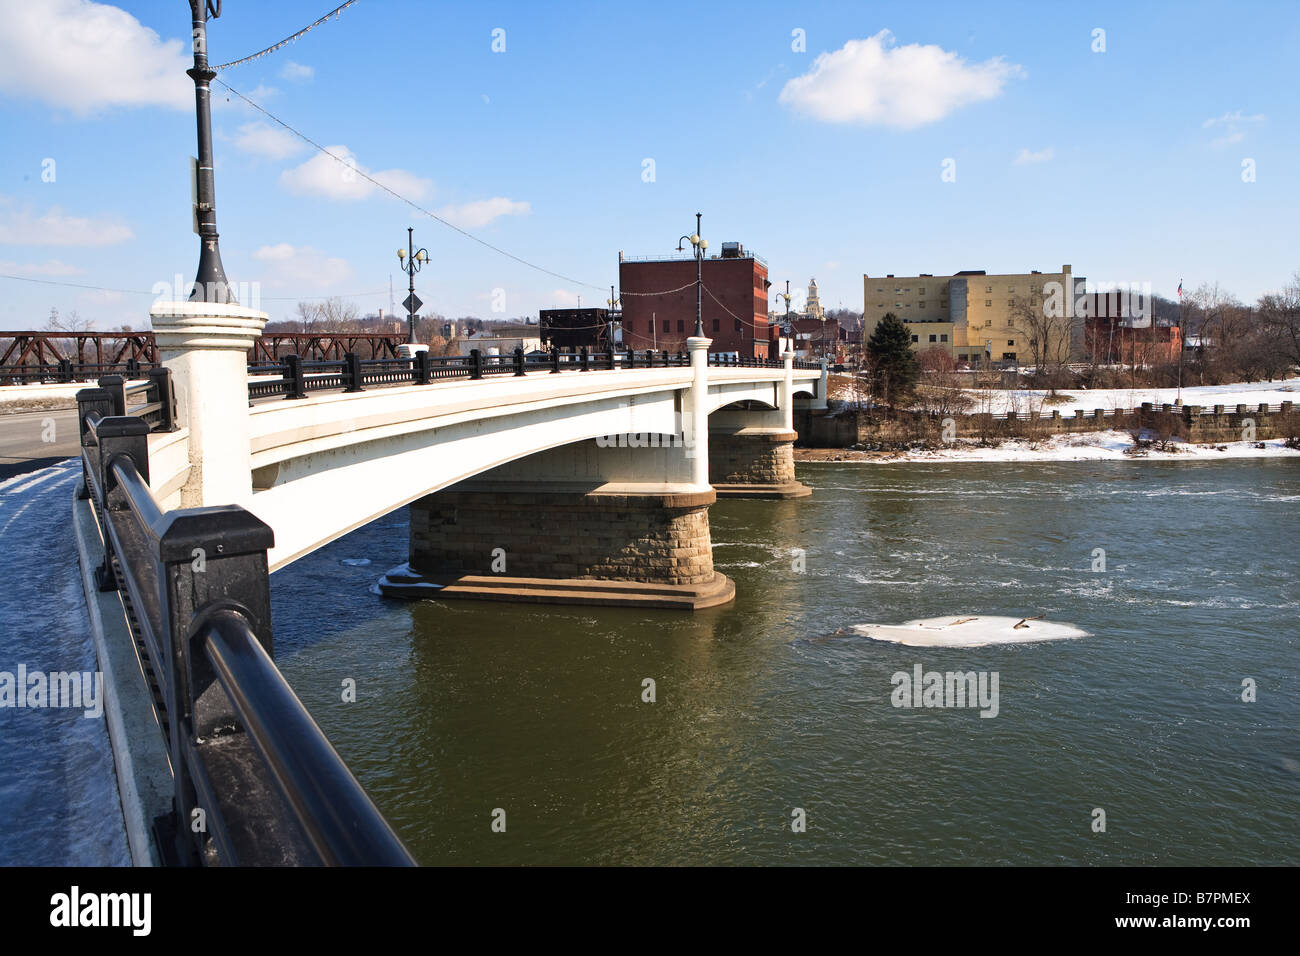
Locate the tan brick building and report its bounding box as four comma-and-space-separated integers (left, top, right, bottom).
862, 265, 1083, 365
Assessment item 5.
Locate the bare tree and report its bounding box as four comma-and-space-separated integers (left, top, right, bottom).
1010, 294, 1072, 391
1258, 270, 1300, 372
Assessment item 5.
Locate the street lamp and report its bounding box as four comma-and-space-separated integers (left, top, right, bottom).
397, 227, 429, 344
676, 212, 708, 339
186, 0, 234, 303
776, 280, 793, 353
606, 284, 620, 349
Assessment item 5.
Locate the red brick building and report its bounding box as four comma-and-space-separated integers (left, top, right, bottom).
618, 244, 771, 357
1082, 291, 1183, 364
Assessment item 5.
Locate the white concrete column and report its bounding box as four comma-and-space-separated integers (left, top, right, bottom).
150, 301, 267, 508
814, 357, 830, 411
685, 335, 712, 489
781, 347, 795, 431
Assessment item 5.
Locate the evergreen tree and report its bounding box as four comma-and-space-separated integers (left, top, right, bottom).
865, 312, 919, 407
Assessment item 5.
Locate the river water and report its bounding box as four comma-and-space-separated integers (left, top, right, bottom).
273, 459, 1298, 866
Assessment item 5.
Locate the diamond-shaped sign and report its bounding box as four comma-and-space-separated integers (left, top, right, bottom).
402, 292, 422, 315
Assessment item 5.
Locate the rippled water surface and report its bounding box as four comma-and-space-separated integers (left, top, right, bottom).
271, 459, 1299, 865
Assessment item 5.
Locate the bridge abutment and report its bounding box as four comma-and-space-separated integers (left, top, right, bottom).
380, 435, 734, 610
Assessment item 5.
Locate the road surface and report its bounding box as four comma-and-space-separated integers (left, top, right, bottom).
0, 408, 79, 481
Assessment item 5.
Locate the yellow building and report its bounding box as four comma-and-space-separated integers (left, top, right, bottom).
862, 265, 1082, 365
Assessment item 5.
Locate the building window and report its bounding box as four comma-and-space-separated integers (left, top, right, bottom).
896, 302, 903, 308
1002, 352, 1016, 360
929, 334, 937, 342
985, 300, 992, 307
919, 287, 925, 295
984, 319, 992, 327
712, 319, 719, 332
940, 334, 948, 342
919, 301, 926, 308
986, 286, 993, 293
959, 353, 968, 360
877, 288, 884, 293
1008, 286, 1014, 293
1008, 318, 1014, 327
734, 319, 742, 332
677, 319, 684, 333
895, 288, 902, 294
1007, 339, 1015, 346
911, 335, 919, 343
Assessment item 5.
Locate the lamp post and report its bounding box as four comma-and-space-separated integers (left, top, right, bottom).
606, 284, 620, 350
187, 0, 234, 303
396, 227, 429, 344
676, 212, 707, 339
776, 280, 793, 353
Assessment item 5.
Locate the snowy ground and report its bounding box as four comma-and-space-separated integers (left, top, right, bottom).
951, 376, 1300, 416
0, 459, 130, 864
801, 432, 1300, 464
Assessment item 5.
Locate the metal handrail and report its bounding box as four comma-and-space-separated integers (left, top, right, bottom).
76, 401, 415, 867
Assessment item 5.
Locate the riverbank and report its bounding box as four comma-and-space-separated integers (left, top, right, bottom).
795, 431, 1300, 463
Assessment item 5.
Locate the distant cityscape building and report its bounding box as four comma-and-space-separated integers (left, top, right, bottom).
539, 308, 616, 350
455, 327, 542, 356
1082, 291, 1182, 364
863, 265, 1083, 365
619, 243, 771, 358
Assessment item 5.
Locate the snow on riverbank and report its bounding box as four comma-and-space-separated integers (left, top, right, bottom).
798, 432, 1300, 464
954, 377, 1300, 416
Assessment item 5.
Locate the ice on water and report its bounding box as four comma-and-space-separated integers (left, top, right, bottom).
851, 615, 1088, 647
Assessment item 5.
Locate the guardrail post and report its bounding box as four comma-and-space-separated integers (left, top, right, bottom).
343, 352, 365, 393
606, 345, 615, 370
284, 354, 307, 400
414, 350, 431, 385
580, 346, 589, 371
98, 374, 127, 416
156, 504, 275, 865
551, 348, 561, 374
148, 367, 177, 431
513, 346, 525, 376
76, 387, 114, 446
91, 416, 151, 592
58, 358, 74, 383
470, 349, 483, 380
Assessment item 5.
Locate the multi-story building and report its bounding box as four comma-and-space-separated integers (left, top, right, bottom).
862, 265, 1084, 365
1082, 292, 1182, 365
619, 243, 771, 358
539, 308, 616, 350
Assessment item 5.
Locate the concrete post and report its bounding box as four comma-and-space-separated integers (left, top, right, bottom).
815, 357, 830, 411
150, 301, 267, 508
780, 347, 795, 431
686, 336, 712, 489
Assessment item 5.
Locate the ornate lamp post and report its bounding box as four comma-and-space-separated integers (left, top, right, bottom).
676, 212, 708, 339
776, 280, 793, 353
396, 227, 429, 344
187, 0, 234, 303
606, 284, 620, 350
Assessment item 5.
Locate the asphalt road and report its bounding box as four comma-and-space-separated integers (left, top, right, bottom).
0, 408, 80, 481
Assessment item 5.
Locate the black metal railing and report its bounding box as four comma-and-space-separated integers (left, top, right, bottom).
0, 358, 156, 386
248, 347, 821, 400
76, 389, 415, 867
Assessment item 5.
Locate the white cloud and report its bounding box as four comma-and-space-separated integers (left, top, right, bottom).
778, 29, 1023, 129
1014, 146, 1054, 165
1202, 111, 1265, 128
549, 288, 579, 306
280, 61, 314, 83
251, 243, 354, 291
1201, 111, 1265, 149
280, 146, 432, 201
233, 122, 305, 160
0, 258, 83, 276
436, 197, 531, 228
0, 199, 133, 246
0, 0, 191, 113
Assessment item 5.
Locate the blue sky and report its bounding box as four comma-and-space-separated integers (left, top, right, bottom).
0, 0, 1296, 330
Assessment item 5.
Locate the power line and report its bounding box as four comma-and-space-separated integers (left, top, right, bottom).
212, 1, 361, 72
216, 79, 609, 293
0, 271, 387, 301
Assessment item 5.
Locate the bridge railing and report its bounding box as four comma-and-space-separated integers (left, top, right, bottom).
0, 358, 157, 386
245, 347, 811, 400
75, 391, 415, 867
